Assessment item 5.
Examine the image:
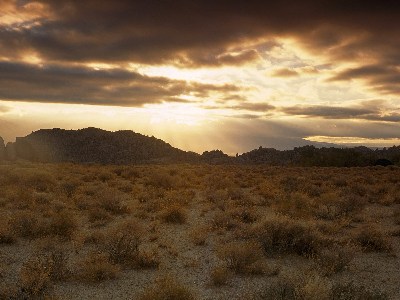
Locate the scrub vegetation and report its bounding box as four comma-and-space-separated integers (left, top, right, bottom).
0, 162, 399, 299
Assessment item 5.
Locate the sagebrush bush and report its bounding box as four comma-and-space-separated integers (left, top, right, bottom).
331, 281, 389, 300
253, 216, 325, 257
210, 266, 231, 286
139, 276, 196, 300
315, 246, 355, 276
98, 190, 130, 215
18, 255, 53, 298
261, 271, 331, 300
103, 220, 142, 267
217, 241, 266, 274
48, 210, 78, 239
160, 205, 187, 224
355, 226, 393, 253
77, 251, 120, 282
9, 211, 43, 239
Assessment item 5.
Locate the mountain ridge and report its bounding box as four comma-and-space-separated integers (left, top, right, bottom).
1, 127, 399, 166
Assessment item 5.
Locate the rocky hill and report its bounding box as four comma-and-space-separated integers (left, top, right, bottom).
2, 128, 199, 164
1, 128, 399, 166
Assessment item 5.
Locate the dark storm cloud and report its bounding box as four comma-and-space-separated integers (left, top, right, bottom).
329, 65, 400, 95
1, 0, 400, 107
2, 0, 400, 67
281, 104, 400, 123
0, 61, 239, 106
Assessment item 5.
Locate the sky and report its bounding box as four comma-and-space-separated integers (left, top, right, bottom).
0, 0, 400, 154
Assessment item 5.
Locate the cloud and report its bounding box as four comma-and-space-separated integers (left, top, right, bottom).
0, 61, 240, 106
1, 0, 399, 71
271, 68, 298, 77
328, 64, 400, 95
0, 104, 10, 113
281, 105, 376, 118
281, 104, 400, 123
203, 102, 275, 113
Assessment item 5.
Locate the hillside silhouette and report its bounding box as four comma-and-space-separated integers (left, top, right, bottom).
0, 128, 198, 164
1, 128, 399, 166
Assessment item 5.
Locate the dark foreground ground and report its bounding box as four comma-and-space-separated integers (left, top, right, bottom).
0, 162, 399, 299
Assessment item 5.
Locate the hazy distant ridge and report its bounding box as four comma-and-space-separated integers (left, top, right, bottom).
1, 128, 399, 166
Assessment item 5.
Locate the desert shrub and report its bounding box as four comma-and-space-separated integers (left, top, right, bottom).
206, 189, 228, 203
331, 281, 389, 300
18, 255, 53, 298
253, 216, 325, 257
0, 218, 15, 244
135, 249, 160, 269
217, 241, 266, 274
280, 176, 303, 193
48, 210, 78, 239
210, 266, 231, 286
9, 211, 45, 239
98, 190, 130, 215
394, 207, 400, 225
139, 276, 196, 300
212, 211, 239, 230
273, 192, 315, 219
77, 251, 119, 282
189, 226, 209, 246
24, 170, 56, 192
102, 220, 142, 267
355, 226, 393, 252
60, 180, 80, 198
315, 246, 355, 276
87, 207, 113, 225
229, 207, 258, 224
261, 271, 331, 300
160, 205, 187, 224
98, 171, 114, 182
145, 172, 175, 189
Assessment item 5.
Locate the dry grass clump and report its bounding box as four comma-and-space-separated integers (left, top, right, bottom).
354, 226, 393, 253
261, 271, 331, 300
145, 171, 176, 189
229, 207, 258, 224
160, 205, 187, 224
189, 226, 210, 246
100, 219, 159, 269
60, 179, 80, 198
98, 190, 130, 215
0, 218, 15, 244
331, 281, 389, 300
139, 276, 196, 300
87, 207, 113, 225
217, 241, 266, 275
17, 250, 69, 299
210, 266, 231, 286
77, 251, 120, 282
212, 210, 239, 231
315, 246, 355, 276
252, 215, 325, 257
47, 210, 78, 239
103, 221, 142, 267
9, 211, 45, 239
